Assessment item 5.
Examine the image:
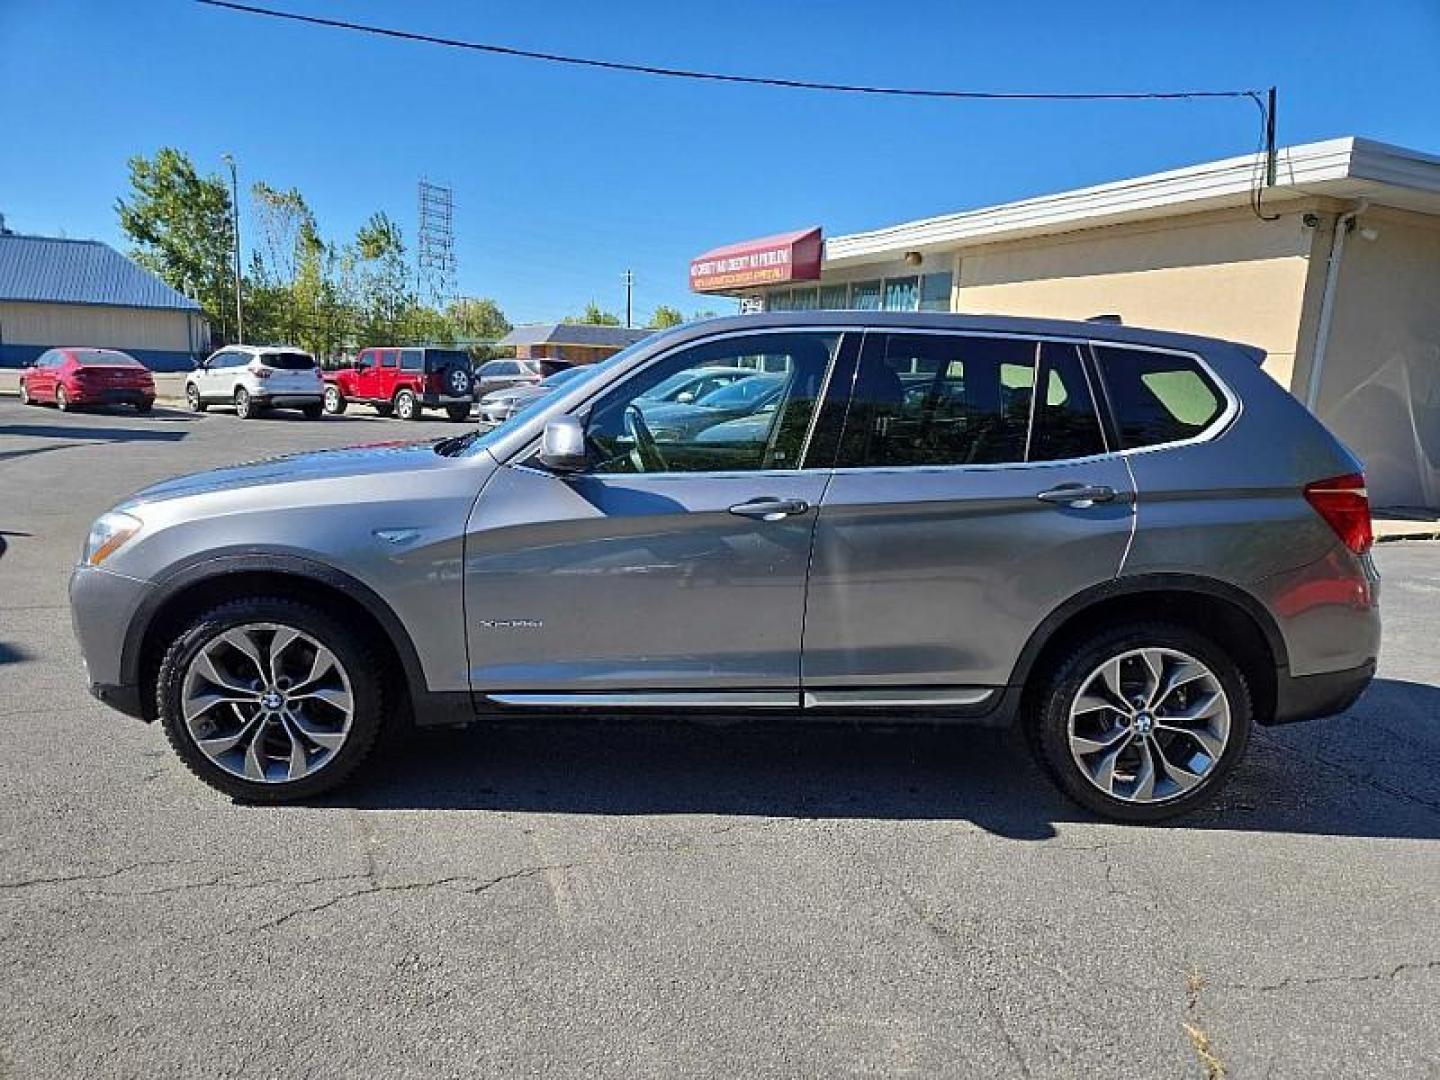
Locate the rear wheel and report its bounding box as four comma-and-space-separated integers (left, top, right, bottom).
135, 399, 154, 414
1030, 621, 1251, 823
394, 389, 419, 421
154, 597, 387, 801
186, 383, 207, 412
301, 403, 324, 420
18, 380, 34, 406
234, 387, 255, 419
56, 385, 72, 412
445, 403, 471, 422
323, 385, 345, 415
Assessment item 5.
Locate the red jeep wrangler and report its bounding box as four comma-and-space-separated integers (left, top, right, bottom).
323, 347, 474, 422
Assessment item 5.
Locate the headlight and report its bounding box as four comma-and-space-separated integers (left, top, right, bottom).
82, 511, 142, 567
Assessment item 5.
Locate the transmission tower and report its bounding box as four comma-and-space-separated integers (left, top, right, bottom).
416, 178, 457, 307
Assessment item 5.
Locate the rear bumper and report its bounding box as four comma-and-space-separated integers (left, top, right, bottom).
89, 681, 146, 720
251, 392, 323, 406
1269, 659, 1376, 725
420, 393, 472, 408
72, 388, 155, 405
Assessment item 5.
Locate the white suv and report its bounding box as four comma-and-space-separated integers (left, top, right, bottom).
186, 345, 325, 420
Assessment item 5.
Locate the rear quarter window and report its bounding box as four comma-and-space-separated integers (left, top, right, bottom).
1093, 345, 1227, 449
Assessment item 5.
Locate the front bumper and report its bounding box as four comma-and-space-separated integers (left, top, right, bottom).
70, 564, 154, 718
1270, 659, 1376, 725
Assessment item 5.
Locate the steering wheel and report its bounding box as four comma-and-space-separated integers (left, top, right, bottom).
624, 403, 668, 472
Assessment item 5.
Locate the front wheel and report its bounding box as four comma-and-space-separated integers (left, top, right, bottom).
154, 597, 387, 801
1030, 622, 1252, 823
394, 389, 419, 421
186, 383, 207, 412
323, 385, 346, 415
135, 399, 154, 414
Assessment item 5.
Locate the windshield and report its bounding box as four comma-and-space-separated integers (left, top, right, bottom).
542, 365, 588, 388
696, 374, 780, 408
435, 338, 653, 457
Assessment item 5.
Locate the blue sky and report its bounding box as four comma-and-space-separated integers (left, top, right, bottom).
2, 0, 1437, 325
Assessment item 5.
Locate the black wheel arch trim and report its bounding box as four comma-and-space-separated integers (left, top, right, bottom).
120, 548, 439, 714
1005, 572, 1290, 691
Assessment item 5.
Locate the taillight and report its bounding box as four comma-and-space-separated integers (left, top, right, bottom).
249, 364, 272, 380
1304, 473, 1372, 554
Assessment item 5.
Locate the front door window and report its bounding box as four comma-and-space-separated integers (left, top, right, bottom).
584, 332, 843, 474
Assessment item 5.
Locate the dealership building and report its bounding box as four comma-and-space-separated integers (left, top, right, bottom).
689, 137, 1440, 511
0, 227, 208, 372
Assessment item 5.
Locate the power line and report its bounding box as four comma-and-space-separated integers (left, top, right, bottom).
197, 0, 1262, 105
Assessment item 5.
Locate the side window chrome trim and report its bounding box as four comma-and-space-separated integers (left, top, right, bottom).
1086, 338, 1241, 457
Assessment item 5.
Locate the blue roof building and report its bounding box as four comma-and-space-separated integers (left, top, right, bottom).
0, 226, 208, 371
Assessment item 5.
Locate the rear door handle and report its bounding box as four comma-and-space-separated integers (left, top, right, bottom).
1036, 483, 1116, 509
728, 498, 811, 522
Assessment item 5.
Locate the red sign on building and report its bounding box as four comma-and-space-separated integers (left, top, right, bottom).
689, 227, 823, 293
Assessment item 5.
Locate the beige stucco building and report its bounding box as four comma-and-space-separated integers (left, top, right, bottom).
699, 138, 1440, 511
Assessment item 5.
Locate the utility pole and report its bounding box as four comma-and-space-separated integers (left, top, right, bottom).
221, 154, 244, 344
622, 269, 634, 328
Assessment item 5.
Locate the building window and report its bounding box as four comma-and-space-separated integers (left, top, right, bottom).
819, 284, 849, 310
883, 277, 918, 311
851, 280, 882, 310
790, 288, 819, 310
919, 272, 952, 312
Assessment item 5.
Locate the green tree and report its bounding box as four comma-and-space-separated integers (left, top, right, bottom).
567, 301, 621, 326
115, 148, 235, 341
351, 212, 414, 347
648, 305, 684, 329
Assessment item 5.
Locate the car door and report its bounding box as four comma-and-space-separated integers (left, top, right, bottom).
350, 350, 378, 400
196, 352, 226, 401
29, 351, 55, 399
463, 329, 857, 702
801, 330, 1135, 707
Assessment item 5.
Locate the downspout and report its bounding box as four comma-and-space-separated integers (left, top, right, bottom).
1304, 198, 1368, 412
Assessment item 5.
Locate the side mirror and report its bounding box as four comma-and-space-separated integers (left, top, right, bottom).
537, 416, 588, 473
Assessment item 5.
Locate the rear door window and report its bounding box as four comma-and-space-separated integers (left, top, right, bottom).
401, 350, 425, 372
1093, 345, 1226, 449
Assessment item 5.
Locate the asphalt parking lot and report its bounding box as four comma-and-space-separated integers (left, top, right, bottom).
1, 396, 1437, 1079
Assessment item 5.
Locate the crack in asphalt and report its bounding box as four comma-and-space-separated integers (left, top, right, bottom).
0, 859, 184, 891
1219, 958, 1440, 993
238, 863, 584, 934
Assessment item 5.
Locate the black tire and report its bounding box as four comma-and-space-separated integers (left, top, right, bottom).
135, 399, 154, 414
154, 597, 388, 802
234, 386, 255, 419
323, 385, 346, 415
19, 380, 35, 406
186, 383, 207, 412
394, 389, 419, 421
56, 385, 72, 412
301, 403, 324, 420
1029, 620, 1252, 823
445, 403, 471, 422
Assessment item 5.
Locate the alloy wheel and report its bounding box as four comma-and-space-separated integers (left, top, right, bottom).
180, 622, 355, 784
1067, 647, 1230, 804
186, 384, 201, 411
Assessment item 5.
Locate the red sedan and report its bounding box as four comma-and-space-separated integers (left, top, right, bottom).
19, 348, 156, 413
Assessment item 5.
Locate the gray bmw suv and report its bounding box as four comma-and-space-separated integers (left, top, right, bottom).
70, 313, 1379, 821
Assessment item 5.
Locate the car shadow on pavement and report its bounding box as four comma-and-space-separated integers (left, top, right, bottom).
312, 676, 1440, 841
0, 422, 188, 444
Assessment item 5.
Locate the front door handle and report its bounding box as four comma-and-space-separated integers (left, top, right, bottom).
1036, 483, 1116, 509
728, 498, 811, 522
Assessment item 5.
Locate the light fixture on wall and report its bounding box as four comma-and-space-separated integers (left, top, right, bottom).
903, 251, 923, 267
1359, 226, 1380, 242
